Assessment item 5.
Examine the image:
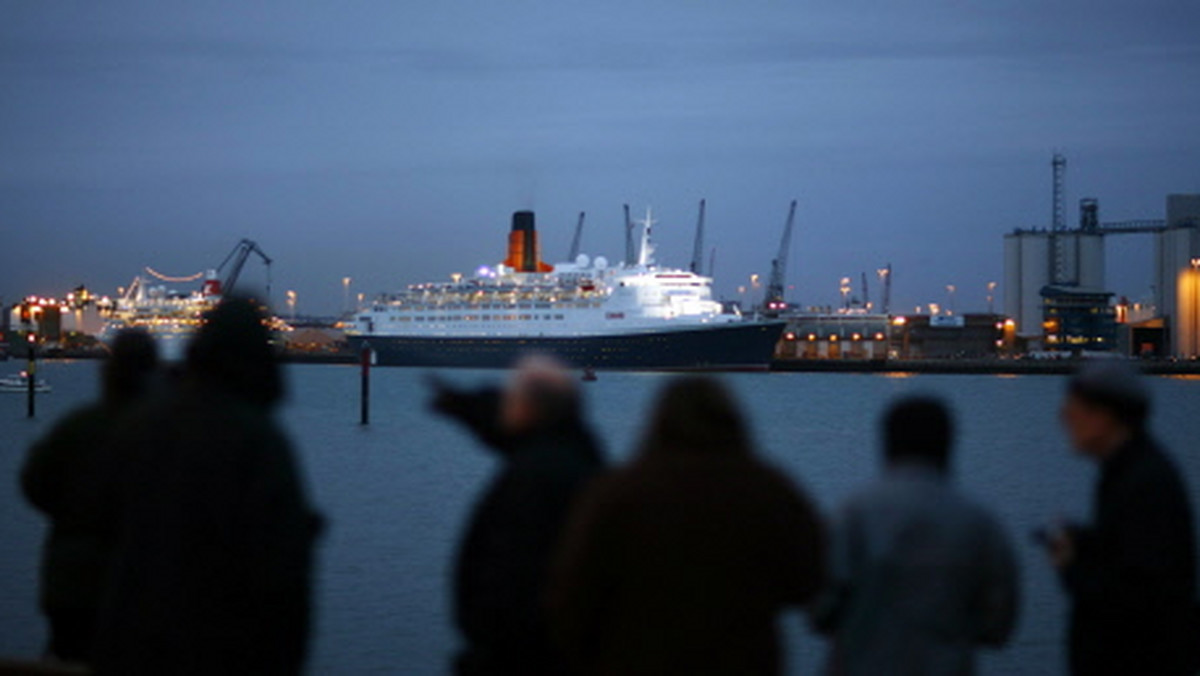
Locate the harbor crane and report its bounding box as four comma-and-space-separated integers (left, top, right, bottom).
567, 212, 586, 261
690, 199, 707, 275
217, 238, 273, 299
623, 204, 637, 265
762, 200, 798, 316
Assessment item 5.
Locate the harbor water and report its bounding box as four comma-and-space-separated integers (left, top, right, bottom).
2, 362, 1198, 674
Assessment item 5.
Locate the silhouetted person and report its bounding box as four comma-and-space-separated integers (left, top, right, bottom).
549, 376, 826, 675
433, 356, 604, 676
1047, 362, 1197, 675
812, 396, 1018, 676
92, 298, 321, 675
20, 329, 159, 665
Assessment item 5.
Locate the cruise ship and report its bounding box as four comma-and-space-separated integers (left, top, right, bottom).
345, 210, 785, 369
99, 240, 277, 361
100, 270, 222, 362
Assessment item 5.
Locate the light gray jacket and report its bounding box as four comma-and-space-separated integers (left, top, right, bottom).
814, 464, 1019, 676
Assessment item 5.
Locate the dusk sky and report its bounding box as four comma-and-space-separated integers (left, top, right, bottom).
3, 1, 1198, 316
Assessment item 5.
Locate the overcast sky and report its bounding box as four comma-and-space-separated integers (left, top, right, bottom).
3, 1, 1198, 315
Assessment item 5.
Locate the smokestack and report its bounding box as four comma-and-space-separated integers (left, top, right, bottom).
504, 210, 551, 273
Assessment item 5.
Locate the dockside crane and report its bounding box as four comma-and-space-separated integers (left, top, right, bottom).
690, 199, 706, 275
567, 212, 586, 261
218, 238, 273, 299
762, 200, 797, 316
623, 204, 636, 266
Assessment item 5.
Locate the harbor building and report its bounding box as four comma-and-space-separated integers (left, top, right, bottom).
775, 313, 1007, 361
1004, 229, 1105, 343
1002, 155, 1199, 357
1040, 286, 1117, 351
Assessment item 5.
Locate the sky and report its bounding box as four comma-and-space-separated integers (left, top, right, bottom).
2, 1, 1198, 316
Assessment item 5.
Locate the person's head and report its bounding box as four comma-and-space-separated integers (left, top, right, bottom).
883, 396, 954, 472
104, 328, 159, 404
1060, 361, 1149, 459
501, 355, 580, 436
637, 376, 752, 459
186, 297, 283, 408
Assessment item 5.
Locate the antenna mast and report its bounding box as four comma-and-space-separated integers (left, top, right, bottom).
1050, 153, 1069, 284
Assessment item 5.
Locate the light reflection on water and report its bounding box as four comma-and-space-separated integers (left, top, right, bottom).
1, 363, 1198, 675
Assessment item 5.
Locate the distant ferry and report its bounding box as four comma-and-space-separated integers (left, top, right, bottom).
345, 210, 784, 370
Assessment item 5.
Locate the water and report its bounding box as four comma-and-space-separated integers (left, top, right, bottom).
2, 363, 1198, 674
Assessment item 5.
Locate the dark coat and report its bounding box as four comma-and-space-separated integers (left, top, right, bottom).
454, 419, 604, 676
548, 452, 826, 676
92, 383, 321, 676
21, 403, 130, 661
1062, 434, 1198, 676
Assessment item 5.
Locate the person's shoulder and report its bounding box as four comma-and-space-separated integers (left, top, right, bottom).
1120, 437, 1184, 487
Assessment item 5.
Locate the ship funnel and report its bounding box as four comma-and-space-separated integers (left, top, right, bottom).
504, 210, 552, 273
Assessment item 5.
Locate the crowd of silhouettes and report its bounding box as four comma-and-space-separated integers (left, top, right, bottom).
18, 312, 1200, 675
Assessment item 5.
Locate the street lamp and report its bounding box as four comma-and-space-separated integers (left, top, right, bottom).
286, 290, 297, 321
839, 277, 851, 311
987, 281, 998, 314
946, 285, 957, 316
342, 277, 352, 313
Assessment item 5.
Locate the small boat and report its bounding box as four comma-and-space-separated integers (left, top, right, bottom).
581, 367, 598, 382
0, 372, 51, 393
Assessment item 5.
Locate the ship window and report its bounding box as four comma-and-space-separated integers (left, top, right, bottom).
555, 315, 564, 320
519, 315, 533, 321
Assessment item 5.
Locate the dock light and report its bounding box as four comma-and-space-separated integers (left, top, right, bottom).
891, 316, 907, 326
808, 334, 816, 341
852, 333, 861, 341
830, 334, 839, 342
1192, 258, 1200, 270
874, 332, 885, 341
784, 332, 796, 341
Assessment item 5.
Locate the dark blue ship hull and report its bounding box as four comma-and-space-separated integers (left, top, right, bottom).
346, 321, 785, 370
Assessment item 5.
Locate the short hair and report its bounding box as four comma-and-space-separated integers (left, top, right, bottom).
636, 376, 752, 459
1067, 361, 1150, 431
509, 355, 580, 427
187, 297, 283, 407
104, 328, 159, 404
883, 396, 954, 470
